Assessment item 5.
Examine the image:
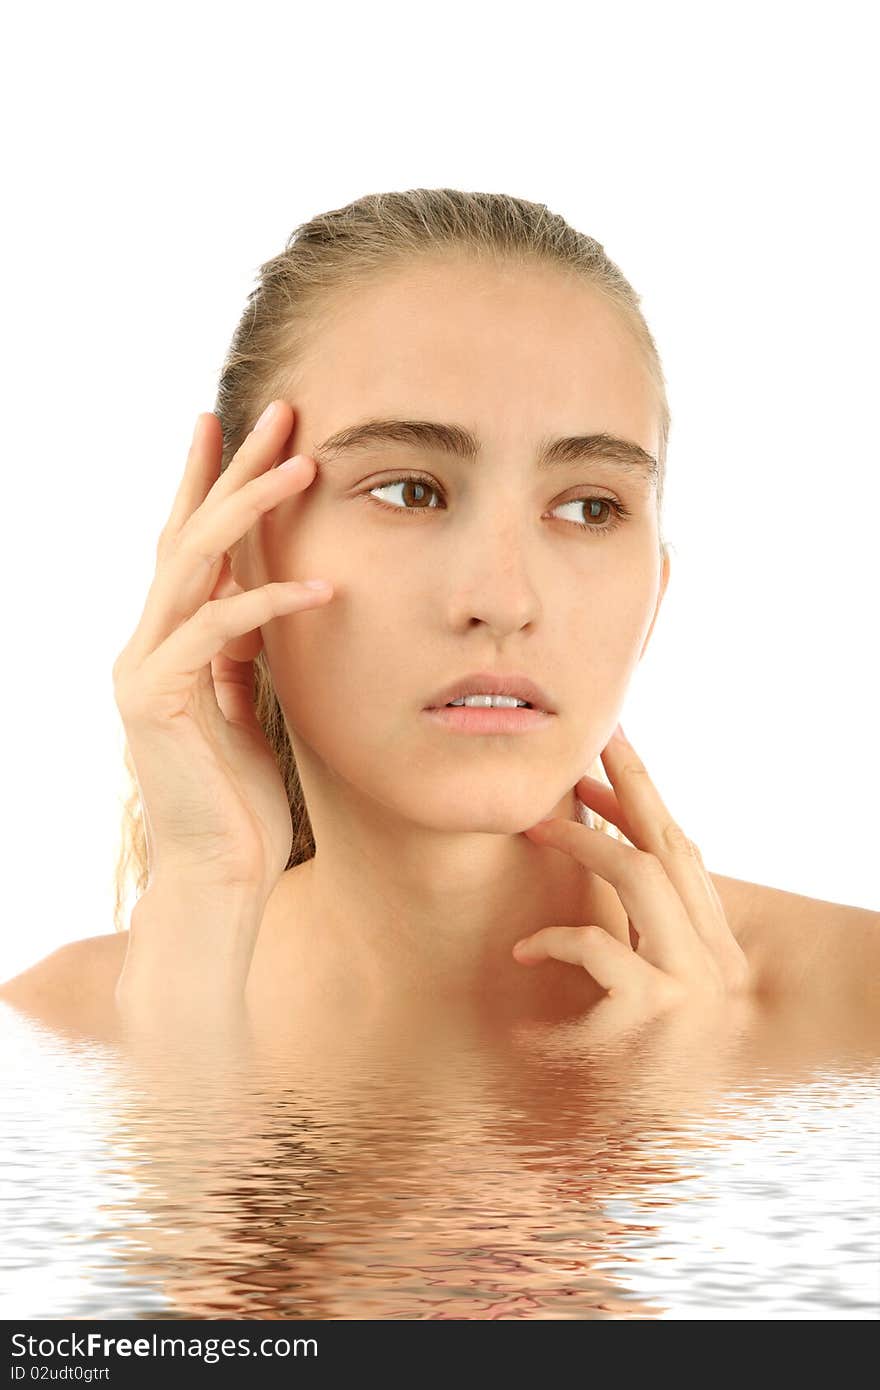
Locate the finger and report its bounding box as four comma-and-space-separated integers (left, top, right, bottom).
210, 566, 265, 665
128, 455, 320, 664
580, 991, 740, 1054
209, 399, 299, 503
512, 923, 678, 1001
211, 650, 260, 730
523, 818, 704, 979
568, 810, 632, 946
161, 401, 296, 556
117, 581, 333, 722
154, 581, 332, 683
206, 572, 264, 727
160, 413, 224, 547
598, 724, 681, 854
597, 726, 737, 965
574, 773, 637, 844
581, 869, 633, 948
574, 992, 661, 1046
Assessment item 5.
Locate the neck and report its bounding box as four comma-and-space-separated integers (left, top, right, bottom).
276, 757, 621, 1027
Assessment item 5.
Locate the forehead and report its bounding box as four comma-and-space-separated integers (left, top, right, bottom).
294, 256, 660, 458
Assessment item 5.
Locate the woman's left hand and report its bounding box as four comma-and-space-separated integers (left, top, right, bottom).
512, 724, 753, 1028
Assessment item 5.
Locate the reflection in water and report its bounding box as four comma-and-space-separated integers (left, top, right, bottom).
0, 998, 878, 1320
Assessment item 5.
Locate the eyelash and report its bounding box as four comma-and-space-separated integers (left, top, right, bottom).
363, 474, 632, 536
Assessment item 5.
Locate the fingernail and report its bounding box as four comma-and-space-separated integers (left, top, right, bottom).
612, 722, 626, 741
253, 401, 278, 432
278, 454, 307, 471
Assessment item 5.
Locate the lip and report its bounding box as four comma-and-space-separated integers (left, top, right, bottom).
424, 671, 556, 714
422, 705, 554, 735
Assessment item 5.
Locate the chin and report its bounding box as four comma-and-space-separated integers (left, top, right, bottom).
402, 793, 553, 837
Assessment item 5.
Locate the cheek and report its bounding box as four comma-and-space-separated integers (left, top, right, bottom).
259, 496, 328, 579
272, 481, 391, 535
261, 586, 414, 734
261, 593, 432, 814
566, 579, 655, 660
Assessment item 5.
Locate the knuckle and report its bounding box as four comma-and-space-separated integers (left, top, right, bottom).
241, 474, 277, 520
190, 543, 224, 574
579, 923, 606, 946
156, 522, 184, 564
621, 754, 649, 779
196, 596, 222, 627
635, 848, 666, 879
660, 820, 695, 856
170, 518, 221, 573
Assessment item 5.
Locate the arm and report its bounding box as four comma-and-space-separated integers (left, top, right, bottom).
0, 882, 266, 1041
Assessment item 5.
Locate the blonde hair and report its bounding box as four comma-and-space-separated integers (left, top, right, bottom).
112, 188, 671, 932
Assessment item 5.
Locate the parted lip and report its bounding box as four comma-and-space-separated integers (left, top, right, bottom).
424, 671, 556, 714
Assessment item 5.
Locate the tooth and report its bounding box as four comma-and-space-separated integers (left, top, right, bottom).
446, 695, 529, 707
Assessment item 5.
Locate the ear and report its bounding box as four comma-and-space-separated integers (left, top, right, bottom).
638, 544, 671, 663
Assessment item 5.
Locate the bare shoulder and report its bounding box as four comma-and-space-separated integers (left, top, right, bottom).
710, 870, 880, 1005
0, 931, 129, 1034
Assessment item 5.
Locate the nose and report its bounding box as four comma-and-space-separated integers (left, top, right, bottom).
444, 511, 543, 635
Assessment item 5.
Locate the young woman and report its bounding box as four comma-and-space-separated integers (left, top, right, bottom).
2, 188, 877, 1045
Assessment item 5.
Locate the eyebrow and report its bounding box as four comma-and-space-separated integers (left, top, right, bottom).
312, 418, 659, 486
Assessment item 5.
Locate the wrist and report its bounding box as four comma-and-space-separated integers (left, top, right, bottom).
117, 878, 267, 1015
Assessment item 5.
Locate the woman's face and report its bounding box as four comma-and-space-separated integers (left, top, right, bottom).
243, 255, 669, 833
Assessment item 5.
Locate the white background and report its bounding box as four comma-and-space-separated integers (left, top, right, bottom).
1, 0, 877, 980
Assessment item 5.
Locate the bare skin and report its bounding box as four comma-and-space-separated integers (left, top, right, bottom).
2, 254, 878, 1043
4, 881, 875, 1322
0, 863, 877, 1047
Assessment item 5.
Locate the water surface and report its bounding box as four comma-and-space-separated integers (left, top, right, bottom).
1, 998, 878, 1319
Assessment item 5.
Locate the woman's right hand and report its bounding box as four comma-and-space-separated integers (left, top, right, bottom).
112, 399, 332, 913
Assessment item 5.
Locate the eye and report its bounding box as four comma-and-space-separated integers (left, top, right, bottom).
549, 496, 630, 535
365, 474, 631, 537
368, 477, 443, 511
